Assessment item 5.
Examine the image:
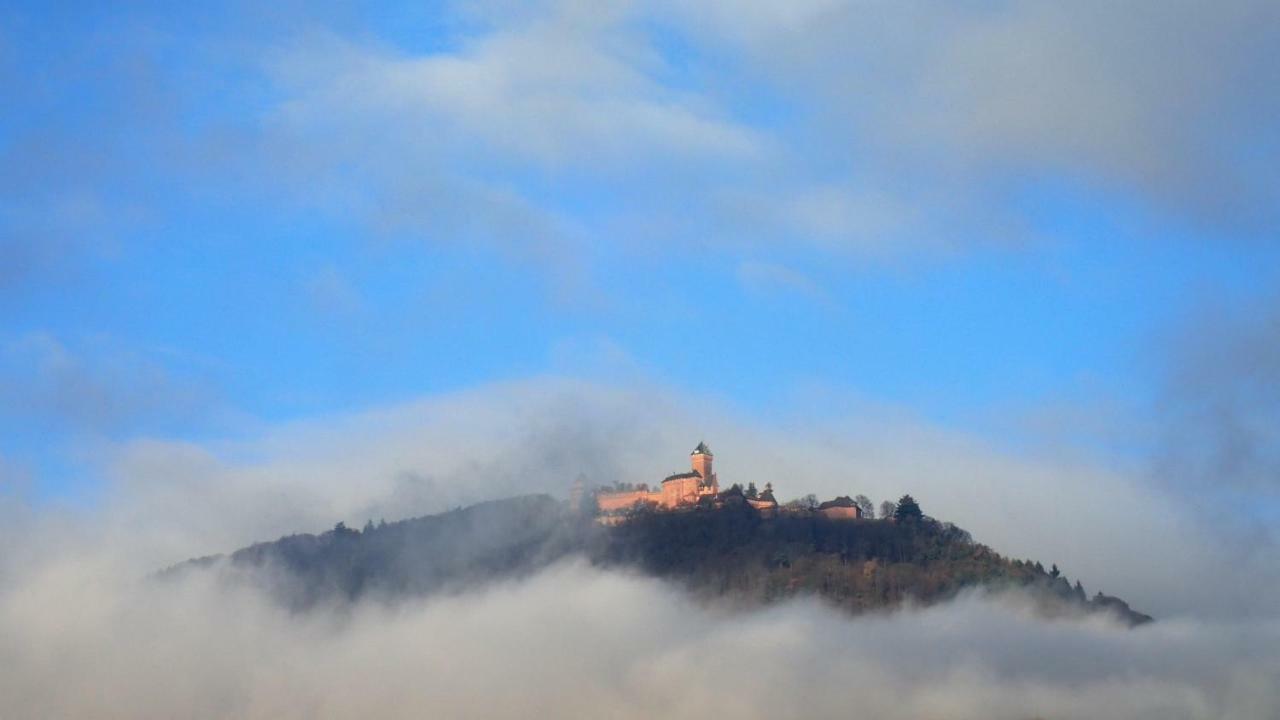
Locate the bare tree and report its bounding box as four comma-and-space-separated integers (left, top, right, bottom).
879, 500, 897, 520
853, 494, 875, 519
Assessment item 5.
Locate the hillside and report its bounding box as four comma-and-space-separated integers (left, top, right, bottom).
164, 494, 1151, 626
598, 501, 1150, 624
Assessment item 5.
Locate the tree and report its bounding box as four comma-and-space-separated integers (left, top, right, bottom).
803, 494, 819, 511
362, 519, 375, 534
745, 482, 759, 499
879, 500, 897, 520
1050, 563, 1061, 579
577, 489, 600, 519
893, 495, 923, 522
853, 494, 875, 519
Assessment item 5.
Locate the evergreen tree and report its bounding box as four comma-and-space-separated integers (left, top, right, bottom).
893, 495, 923, 522
745, 482, 758, 499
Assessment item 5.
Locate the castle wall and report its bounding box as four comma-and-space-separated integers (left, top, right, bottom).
596, 489, 660, 513
596, 444, 727, 517
819, 506, 860, 520
661, 481, 682, 508
664, 475, 716, 507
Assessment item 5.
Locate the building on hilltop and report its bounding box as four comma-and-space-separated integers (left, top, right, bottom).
590, 442, 780, 522
595, 442, 719, 515
817, 495, 862, 520
585, 443, 864, 523
748, 482, 778, 516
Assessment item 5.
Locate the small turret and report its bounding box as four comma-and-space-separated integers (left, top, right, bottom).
569, 473, 586, 513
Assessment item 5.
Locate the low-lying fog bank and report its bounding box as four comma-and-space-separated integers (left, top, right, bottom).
2, 558, 1277, 719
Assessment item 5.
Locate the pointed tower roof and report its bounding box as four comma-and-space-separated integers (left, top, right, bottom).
691, 441, 712, 455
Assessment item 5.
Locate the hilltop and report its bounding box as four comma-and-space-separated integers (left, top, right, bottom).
164, 494, 1151, 626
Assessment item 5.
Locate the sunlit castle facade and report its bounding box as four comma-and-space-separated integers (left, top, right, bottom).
594, 442, 719, 513
589, 443, 779, 521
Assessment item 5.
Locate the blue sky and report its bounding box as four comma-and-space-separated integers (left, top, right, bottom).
2, 0, 1279, 505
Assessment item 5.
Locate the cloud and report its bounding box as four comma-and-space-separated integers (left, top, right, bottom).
0, 375, 1276, 717
736, 260, 828, 303
249, 0, 1280, 267
0, 333, 224, 437
0, 13, 190, 300
1, 552, 1278, 718
671, 0, 1280, 235
304, 265, 367, 319
26, 376, 1263, 619
265, 4, 761, 172
10, 0, 1272, 307
0, 453, 31, 494
1154, 294, 1280, 494
241, 3, 769, 290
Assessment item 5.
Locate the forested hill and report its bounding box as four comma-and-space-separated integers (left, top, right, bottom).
163, 494, 1152, 626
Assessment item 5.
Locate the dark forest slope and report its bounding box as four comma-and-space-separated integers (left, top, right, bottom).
164, 494, 1151, 626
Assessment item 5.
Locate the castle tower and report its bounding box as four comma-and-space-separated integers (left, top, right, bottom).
690, 441, 716, 491
569, 473, 586, 513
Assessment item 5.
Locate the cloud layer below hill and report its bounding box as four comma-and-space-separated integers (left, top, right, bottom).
65, 377, 1276, 619
2, 558, 1278, 719
2, 377, 1279, 718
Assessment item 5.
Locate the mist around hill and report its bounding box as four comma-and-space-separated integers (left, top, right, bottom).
167, 494, 1152, 628
2, 381, 1279, 719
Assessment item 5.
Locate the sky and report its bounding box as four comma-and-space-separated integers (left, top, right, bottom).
1, 0, 1279, 537
3, 2, 1280, 717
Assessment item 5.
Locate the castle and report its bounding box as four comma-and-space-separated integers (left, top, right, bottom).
582, 442, 781, 521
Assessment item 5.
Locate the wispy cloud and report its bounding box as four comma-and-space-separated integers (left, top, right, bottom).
13, 376, 1257, 619
0, 333, 225, 437
670, 0, 1280, 235
1155, 294, 1280, 494
736, 260, 828, 303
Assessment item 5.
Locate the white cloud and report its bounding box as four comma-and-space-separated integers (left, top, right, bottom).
669, 0, 1280, 233
1154, 294, 1280, 493
266, 4, 762, 173
1, 557, 1277, 718
2, 375, 1277, 717
21, 376, 1262, 619
0, 332, 224, 436
736, 260, 827, 302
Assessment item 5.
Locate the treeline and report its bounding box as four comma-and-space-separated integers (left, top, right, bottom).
591, 494, 1149, 624
163, 492, 1150, 625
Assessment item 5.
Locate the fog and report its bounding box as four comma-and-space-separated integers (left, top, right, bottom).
80, 378, 1278, 618
1, 377, 1277, 718
2, 559, 1278, 719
